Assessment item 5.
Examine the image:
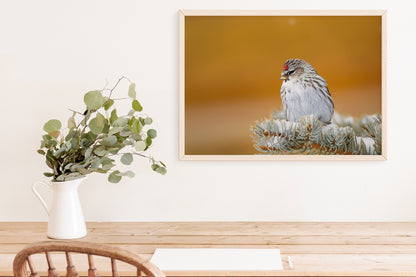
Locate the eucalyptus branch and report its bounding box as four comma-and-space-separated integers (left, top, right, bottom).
111, 97, 129, 101
110, 152, 153, 160
101, 79, 109, 92
68, 109, 84, 116
108, 76, 127, 99
38, 77, 167, 183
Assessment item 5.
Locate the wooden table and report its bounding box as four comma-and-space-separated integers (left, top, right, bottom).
0, 222, 415, 276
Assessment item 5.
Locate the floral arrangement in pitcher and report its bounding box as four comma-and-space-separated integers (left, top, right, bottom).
37, 77, 167, 183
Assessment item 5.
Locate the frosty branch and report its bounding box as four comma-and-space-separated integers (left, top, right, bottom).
251, 111, 382, 155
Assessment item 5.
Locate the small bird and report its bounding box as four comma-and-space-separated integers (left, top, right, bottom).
279, 58, 334, 124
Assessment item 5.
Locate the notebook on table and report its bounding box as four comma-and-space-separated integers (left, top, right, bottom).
150, 248, 283, 272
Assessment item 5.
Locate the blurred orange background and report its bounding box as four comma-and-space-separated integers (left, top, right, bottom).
184, 16, 382, 155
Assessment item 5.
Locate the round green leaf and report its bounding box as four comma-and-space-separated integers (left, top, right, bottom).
101, 157, 115, 170
102, 162, 115, 171
68, 116, 76, 129
90, 158, 101, 169
108, 126, 123, 136
101, 135, 118, 146
70, 137, 78, 149
132, 99, 143, 112
108, 171, 122, 183
43, 134, 53, 141
104, 99, 114, 110
120, 153, 133, 165
89, 113, 105, 135
102, 122, 110, 134
128, 83, 136, 98
145, 137, 152, 146
130, 133, 141, 141
85, 148, 93, 158
43, 119, 62, 133
134, 141, 146, 151
147, 129, 157, 139
65, 129, 75, 141
89, 119, 103, 135
130, 119, 143, 134
144, 117, 153, 125
124, 170, 135, 178
113, 117, 129, 127
110, 109, 118, 125
84, 90, 105, 110
156, 167, 167, 175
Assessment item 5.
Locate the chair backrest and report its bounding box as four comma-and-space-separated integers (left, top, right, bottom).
13, 241, 166, 277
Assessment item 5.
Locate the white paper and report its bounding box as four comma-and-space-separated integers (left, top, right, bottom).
150, 248, 283, 271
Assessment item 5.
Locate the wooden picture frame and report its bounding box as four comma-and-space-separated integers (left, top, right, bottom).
179, 10, 387, 161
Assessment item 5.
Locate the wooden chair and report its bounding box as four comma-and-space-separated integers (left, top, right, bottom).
13, 241, 166, 277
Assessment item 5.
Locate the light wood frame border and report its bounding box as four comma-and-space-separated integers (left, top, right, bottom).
179, 10, 387, 161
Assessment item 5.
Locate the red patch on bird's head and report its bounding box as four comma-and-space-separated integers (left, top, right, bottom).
282, 64, 289, 71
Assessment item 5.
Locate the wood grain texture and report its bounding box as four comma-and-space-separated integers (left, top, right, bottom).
1, 222, 415, 276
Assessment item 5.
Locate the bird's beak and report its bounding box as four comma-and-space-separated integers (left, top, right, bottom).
279, 75, 288, 80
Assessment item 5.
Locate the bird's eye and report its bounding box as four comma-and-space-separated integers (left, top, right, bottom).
288, 70, 295, 75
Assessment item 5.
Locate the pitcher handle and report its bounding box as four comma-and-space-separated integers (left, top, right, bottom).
32, 181, 51, 216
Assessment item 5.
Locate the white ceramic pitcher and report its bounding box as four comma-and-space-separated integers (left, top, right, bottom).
32, 177, 87, 239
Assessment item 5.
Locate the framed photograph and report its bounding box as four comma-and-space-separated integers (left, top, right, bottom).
179, 10, 386, 161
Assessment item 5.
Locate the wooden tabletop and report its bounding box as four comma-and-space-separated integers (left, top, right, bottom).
1, 222, 416, 276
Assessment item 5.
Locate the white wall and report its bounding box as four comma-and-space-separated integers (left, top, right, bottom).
0, 0, 415, 222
